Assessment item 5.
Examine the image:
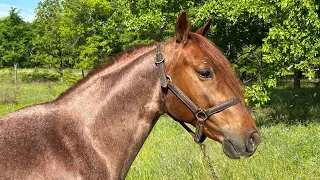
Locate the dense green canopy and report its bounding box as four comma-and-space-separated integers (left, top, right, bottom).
0, 0, 319, 106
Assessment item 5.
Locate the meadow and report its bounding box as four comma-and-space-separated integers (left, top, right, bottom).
0, 68, 319, 179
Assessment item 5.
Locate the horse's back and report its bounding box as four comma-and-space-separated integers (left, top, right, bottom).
0, 104, 75, 179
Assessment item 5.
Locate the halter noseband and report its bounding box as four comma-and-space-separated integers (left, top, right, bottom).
155, 43, 240, 144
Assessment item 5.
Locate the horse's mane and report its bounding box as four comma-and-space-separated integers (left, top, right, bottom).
56, 43, 157, 100
189, 33, 244, 99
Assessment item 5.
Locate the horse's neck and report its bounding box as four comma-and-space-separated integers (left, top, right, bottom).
56, 46, 163, 178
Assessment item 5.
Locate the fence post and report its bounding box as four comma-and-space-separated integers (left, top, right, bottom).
14, 63, 18, 84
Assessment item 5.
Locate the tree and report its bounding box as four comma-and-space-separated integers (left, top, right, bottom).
61, 0, 122, 69
0, 8, 32, 67
122, 0, 203, 48
195, 0, 320, 106
2, 0, 318, 106
60, 0, 199, 69
258, 0, 320, 89
32, 0, 65, 76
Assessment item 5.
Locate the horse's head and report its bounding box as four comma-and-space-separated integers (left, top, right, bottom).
162, 12, 261, 159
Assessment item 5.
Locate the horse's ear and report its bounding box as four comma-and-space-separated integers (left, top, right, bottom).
175, 12, 190, 43
195, 19, 212, 36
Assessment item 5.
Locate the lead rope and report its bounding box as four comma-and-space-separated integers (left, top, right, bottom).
199, 143, 220, 180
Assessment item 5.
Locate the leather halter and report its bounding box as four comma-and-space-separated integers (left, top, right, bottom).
155, 43, 240, 144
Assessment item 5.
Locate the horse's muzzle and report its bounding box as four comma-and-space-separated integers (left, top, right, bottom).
222, 130, 261, 159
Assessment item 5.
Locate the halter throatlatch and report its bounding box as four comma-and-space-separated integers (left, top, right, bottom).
155, 43, 168, 90
155, 43, 240, 144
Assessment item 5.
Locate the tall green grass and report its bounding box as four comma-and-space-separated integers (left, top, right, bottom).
0, 68, 81, 115
127, 117, 319, 179
0, 69, 319, 179
0, 82, 69, 115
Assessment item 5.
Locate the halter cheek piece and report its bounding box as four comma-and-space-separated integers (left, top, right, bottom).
155, 43, 240, 144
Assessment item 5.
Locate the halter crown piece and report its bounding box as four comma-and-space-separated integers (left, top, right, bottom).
155, 43, 240, 144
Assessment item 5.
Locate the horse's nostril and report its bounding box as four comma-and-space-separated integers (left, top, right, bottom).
246, 131, 261, 153
249, 137, 254, 145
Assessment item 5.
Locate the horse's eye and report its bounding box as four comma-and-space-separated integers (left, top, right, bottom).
197, 69, 213, 78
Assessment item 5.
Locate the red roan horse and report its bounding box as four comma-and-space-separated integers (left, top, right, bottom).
0, 12, 261, 179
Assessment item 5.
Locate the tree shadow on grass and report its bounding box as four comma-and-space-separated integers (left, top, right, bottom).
252, 82, 320, 127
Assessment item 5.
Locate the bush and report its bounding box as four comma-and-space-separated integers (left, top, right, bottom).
20, 69, 60, 83
62, 69, 82, 85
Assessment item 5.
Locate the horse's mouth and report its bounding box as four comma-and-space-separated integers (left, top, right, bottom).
204, 127, 241, 159
204, 124, 259, 159
222, 139, 241, 159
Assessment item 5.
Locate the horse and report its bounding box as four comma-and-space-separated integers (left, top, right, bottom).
0, 12, 261, 179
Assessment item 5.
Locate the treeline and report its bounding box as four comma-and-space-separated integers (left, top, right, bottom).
0, 0, 320, 106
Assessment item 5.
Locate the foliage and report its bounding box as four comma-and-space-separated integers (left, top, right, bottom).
61, 0, 122, 69
195, 0, 320, 106
257, 0, 320, 79
19, 68, 60, 83
32, 0, 65, 70
60, 0, 200, 69
0, 8, 32, 67
62, 69, 82, 85
1, 0, 320, 105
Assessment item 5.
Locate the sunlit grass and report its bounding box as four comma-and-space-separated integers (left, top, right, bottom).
127, 117, 320, 179
0, 82, 69, 116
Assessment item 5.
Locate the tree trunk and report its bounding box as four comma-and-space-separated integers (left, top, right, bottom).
316, 69, 320, 87
59, 48, 63, 78
60, 59, 63, 78
293, 69, 302, 89
258, 52, 263, 84
14, 63, 18, 84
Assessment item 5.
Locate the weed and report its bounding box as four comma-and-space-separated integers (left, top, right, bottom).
0, 85, 19, 104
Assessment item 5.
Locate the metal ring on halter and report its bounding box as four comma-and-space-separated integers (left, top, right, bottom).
195, 109, 208, 122
155, 52, 165, 64
166, 75, 172, 81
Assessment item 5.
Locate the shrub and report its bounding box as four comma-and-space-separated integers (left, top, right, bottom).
62, 69, 82, 85
20, 69, 60, 83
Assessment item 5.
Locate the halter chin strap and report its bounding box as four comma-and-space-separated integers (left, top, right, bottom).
155, 43, 240, 144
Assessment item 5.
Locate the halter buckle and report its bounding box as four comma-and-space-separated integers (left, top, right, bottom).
194, 109, 208, 144
155, 52, 165, 64
195, 109, 208, 122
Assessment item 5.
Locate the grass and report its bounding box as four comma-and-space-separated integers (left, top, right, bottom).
126, 117, 320, 180
253, 80, 320, 127
0, 82, 69, 115
0, 69, 319, 179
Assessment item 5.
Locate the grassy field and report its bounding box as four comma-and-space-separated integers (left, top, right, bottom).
0, 69, 319, 179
